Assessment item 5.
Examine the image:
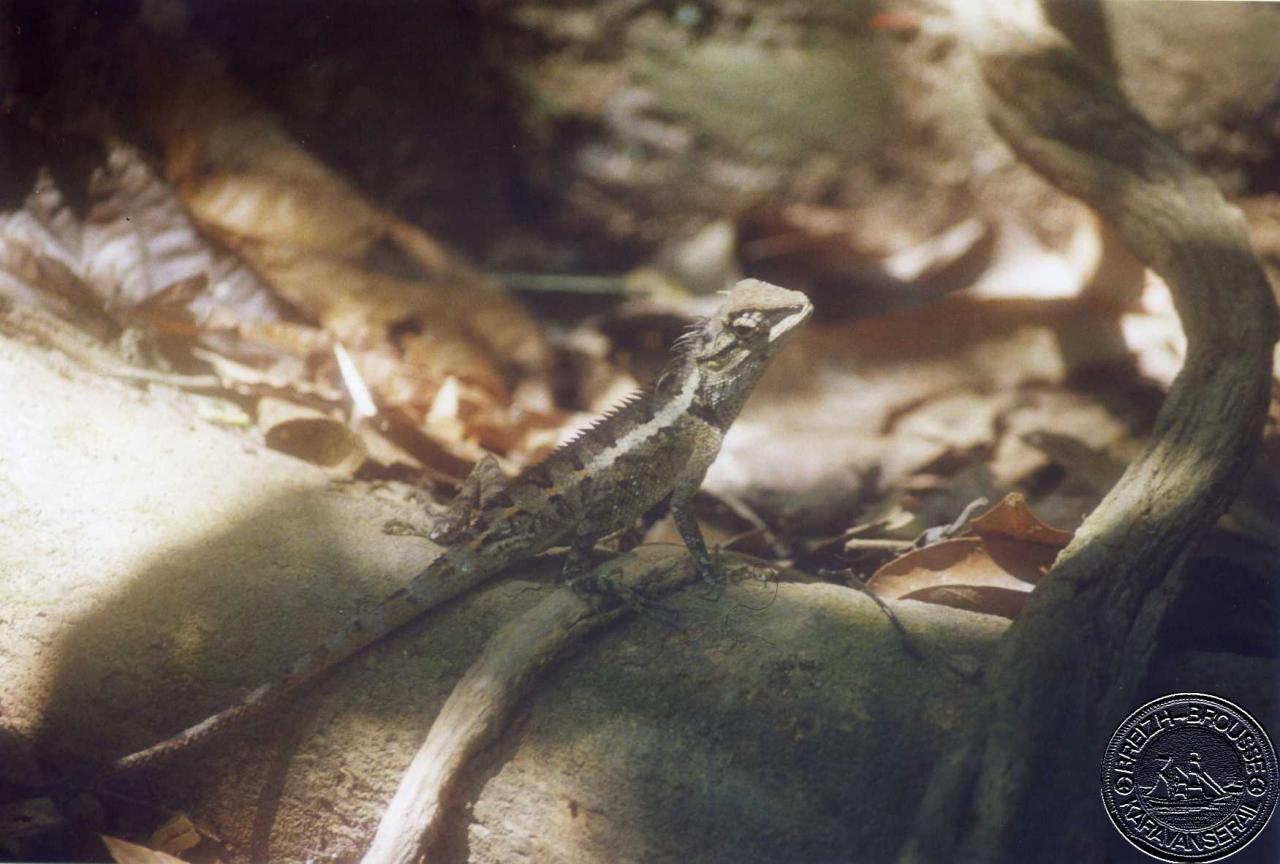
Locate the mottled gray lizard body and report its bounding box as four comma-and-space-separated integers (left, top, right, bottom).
113, 279, 811, 771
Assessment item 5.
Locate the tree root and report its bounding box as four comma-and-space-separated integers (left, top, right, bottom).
359, 546, 696, 864
897, 2, 1278, 862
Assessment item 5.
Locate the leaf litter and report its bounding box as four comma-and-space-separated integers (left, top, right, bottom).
4, 19, 1280, 864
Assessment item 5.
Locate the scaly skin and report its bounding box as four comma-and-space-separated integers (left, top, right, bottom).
113, 279, 812, 772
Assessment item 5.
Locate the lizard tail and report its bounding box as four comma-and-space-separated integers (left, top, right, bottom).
112, 553, 473, 773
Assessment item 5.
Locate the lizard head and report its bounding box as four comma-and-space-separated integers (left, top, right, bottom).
673, 280, 812, 416
691, 279, 812, 379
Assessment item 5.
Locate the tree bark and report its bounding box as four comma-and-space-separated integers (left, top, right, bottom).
360, 549, 691, 864
898, 2, 1279, 862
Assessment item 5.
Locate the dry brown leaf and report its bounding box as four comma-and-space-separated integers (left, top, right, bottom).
187, 346, 339, 404
132, 44, 553, 455
866, 495, 1073, 619
375, 406, 482, 483
901, 585, 1029, 619
970, 493, 1074, 548
257, 397, 363, 471
81, 140, 289, 323
101, 834, 189, 864
147, 814, 201, 856
847, 502, 922, 540
263, 418, 362, 469
1, 137, 336, 393
866, 538, 1033, 600
0, 241, 116, 341
969, 493, 1074, 586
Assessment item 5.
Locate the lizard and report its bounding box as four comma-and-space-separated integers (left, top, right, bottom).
112, 278, 812, 772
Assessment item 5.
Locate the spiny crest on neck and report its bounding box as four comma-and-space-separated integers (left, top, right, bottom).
670, 317, 709, 356
548, 389, 657, 456
656, 317, 707, 395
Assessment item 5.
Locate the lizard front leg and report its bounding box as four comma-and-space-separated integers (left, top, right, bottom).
670, 486, 721, 585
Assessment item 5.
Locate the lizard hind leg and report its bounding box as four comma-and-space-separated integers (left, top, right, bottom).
562, 532, 682, 626
563, 533, 603, 595
430, 454, 509, 544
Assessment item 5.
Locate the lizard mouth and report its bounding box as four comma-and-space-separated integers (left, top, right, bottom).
768, 301, 813, 343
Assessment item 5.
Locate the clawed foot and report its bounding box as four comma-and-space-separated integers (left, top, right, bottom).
568, 571, 607, 599
570, 571, 682, 628
692, 547, 730, 600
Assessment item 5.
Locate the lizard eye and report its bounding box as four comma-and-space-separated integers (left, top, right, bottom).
730, 316, 757, 336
